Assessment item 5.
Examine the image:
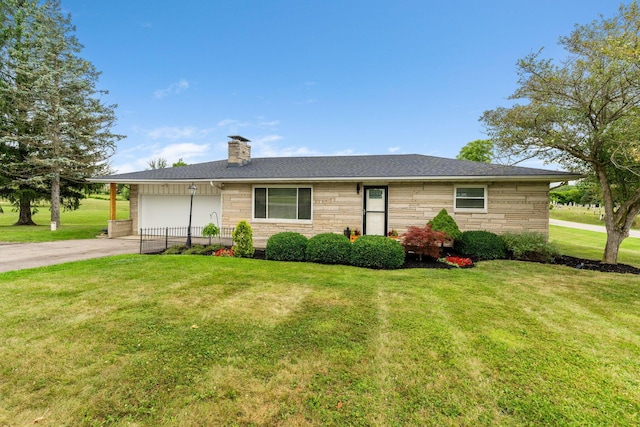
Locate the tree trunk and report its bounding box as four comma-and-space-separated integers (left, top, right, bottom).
51, 173, 61, 227
603, 227, 626, 264
14, 195, 36, 226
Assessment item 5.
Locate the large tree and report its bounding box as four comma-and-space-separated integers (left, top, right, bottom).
456, 139, 494, 163
0, 0, 122, 226
0, 0, 43, 225
482, 2, 640, 264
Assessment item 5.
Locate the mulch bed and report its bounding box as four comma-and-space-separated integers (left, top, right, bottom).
250, 250, 640, 274
400, 251, 640, 274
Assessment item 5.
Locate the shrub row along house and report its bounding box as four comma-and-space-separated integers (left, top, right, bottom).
90, 136, 581, 247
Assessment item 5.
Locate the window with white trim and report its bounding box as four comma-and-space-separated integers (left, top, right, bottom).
454, 186, 487, 211
254, 187, 312, 220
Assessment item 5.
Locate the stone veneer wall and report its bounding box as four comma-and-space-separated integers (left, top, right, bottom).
387, 181, 549, 237
108, 219, 133, 238
129, 184, 139, 235
128, 181, 550, 239
222, 182, 362, 238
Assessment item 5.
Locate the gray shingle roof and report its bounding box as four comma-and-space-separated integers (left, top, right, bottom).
92, 154, 581, 182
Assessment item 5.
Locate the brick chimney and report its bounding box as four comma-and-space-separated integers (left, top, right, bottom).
227, 135, 251, 167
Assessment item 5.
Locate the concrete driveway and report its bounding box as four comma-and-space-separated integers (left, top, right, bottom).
0, 238, 140, 273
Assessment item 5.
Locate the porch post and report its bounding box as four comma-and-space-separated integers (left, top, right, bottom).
109, 182, 117, 220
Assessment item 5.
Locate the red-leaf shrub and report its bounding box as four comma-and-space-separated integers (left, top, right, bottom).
401, 225, 452, 260
445, 256, 474, 267
214, 248, 235, 257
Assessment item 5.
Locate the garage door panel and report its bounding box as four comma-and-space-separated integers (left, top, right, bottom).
140, 195, 221, 230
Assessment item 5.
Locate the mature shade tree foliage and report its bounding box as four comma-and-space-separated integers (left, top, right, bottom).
482, 2, 640, 264
0, 0, 122, 226
147, 157, 168, 170
456, 139, 494, 163
172, 158, 187, 167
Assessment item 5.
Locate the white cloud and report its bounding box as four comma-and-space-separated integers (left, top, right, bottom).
146, 126, 212, 140
249, 134, 321, 158
156, 142, 209, 161
216, 118, 250, 132
388, 146, 401, 153
153, 79, 190, 99
112, 142, 210, 173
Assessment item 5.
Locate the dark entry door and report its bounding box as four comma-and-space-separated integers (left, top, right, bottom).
363, 186, 388, 236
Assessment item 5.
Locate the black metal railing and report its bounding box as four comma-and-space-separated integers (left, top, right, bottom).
139, 226, 234, 254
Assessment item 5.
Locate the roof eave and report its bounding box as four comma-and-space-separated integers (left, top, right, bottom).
89, 173, 583, 184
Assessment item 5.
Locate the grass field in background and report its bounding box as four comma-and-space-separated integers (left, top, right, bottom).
549, 225, 640, 266
549, 204, 640, 229
1, 256, 639, 426
0, 197, 129, 242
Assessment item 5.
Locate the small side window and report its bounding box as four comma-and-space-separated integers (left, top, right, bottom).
455, 186, 486, 211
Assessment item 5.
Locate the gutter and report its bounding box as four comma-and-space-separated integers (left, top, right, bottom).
88, 173, 584, 185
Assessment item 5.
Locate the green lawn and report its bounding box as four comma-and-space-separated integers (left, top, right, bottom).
1, 256, 639, 426
0, 197, 129, 242
550, 225, 640, 266
550, 204, 640, 229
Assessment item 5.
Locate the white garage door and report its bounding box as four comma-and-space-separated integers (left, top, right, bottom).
139, 195, 222, 230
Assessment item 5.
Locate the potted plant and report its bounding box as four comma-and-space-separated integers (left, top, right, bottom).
387, 229, 399, 239
350, 228, 361, 243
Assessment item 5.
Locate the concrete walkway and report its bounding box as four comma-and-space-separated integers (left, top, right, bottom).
549, 219, 640, 238
0, 238, 140, 273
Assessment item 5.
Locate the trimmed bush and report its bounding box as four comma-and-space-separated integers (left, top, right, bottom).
455, 230, 506, 260
350, 235, 405, 269
306, 233, 351, 265
266, 232, 308, 261
232, 220, 254, 258
428, 209, 462, 240
163, 244, 187, 255
501, 231, 560, 263
202, 244, 225, 255
182, 244, 208, 255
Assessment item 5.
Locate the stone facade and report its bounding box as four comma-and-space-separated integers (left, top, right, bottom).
388, 181, 549, 236
221, 182, 362, 238
227, 138, 251, 166
130, 184, 139, 234
220, 180, 550, 240
127, 180, 549, 239
108, 219, 133, 238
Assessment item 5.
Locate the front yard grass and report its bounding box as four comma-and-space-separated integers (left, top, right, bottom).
550, 225, 640, 266
1, 256, 639, 426
0, 198, 129, 242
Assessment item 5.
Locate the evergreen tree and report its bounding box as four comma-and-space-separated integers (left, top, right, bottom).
0, 0, 122, 226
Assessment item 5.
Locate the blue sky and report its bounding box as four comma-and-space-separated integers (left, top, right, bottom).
61, 0, 625, 173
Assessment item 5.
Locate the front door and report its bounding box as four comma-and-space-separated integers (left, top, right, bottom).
363, 186, 388, 236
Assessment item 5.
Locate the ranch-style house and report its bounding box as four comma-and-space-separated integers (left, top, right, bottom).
90, 136, 582, 246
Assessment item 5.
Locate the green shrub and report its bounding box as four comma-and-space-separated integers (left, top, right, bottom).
501, 231, 559, 263
183, 244, 208, 255
266, 232, 308, 261
202, 223, 220, 238
202, 244, 225, 255
455, 230, 506, 260
350, 235, 405, 269
163, 245, 187, 255
306, 233, 351, 265
232, 220, 254, 258
428, 209, 462, 240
